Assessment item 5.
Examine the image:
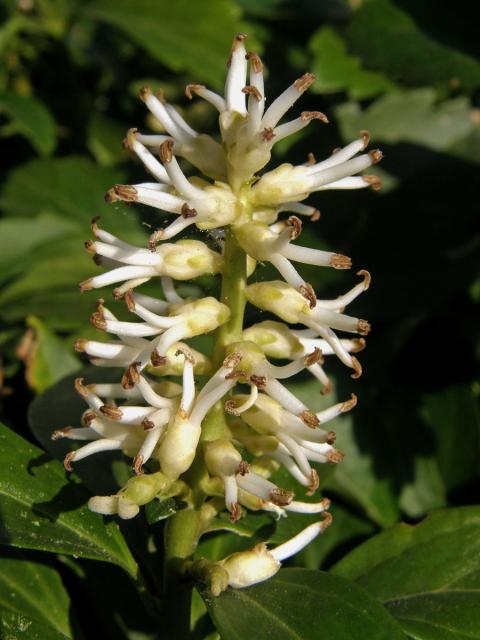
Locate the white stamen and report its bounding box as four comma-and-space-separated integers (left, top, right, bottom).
270, 520, 327, 561
161, 276, 184, 303
225, 35, 248, 114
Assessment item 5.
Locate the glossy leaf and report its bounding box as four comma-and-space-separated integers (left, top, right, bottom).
0, 92, 56, 155
19, 316, 81, 393
0, 548, 72, 639
145, 497, 188, 525
203, 568, 405, 640
0, 422, 137, 577
346, 0, 480, 91
332, 506, 480, 640
309, 26, 394, 99
28, 368, 131, 496
84, 0, 251, 88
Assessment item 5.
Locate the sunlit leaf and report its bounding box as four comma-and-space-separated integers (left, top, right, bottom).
346, 0, 480, 91
0, 548, 72, 639
332, 506, 480, 640
309, 26, 394, 99
203, 568, 405, 640
83, 0, 254, 88
0, 422, 137, 578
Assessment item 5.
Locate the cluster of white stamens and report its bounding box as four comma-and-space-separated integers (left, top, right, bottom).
55, 34, 380, 592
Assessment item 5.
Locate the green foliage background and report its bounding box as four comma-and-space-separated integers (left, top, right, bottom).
0, 0, 479, 638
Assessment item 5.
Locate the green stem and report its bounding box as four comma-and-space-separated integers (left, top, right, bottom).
161, 229, 247, 637
163, 509, 202, 640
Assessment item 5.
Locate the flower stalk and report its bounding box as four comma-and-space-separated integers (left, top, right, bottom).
55, 33, 381, 616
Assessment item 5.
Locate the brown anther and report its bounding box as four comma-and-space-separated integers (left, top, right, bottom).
63, 452, 75, 472
321, 379, 333, 396
177, 408, 188, 420
91, 216, 101, 234
351, 338, 366, 353
74, 377, 88, 398
242, 85, 262, 101
79, 278, 93, 292
369, 149, 383, 164
175, 347, 195, 364
74, 338, 87, 353
100, 404, 123, 420
326, 431, 336, 445
151, 350, 167, 367
185, 83, 205, 100
84, 239, 95, 254
142, 418, 155, 430
154, 88, 166, 103
181, 203, 198, 219
351, 356, 362, 379
286, 215, 302, 240
311, 209, 321, 222
159, 139, 174, 163
250, 374, 267, 389
223, 352, 242, 368
358, 319, 371, 336
299, 283, 317, 309
304, 347, 323, 367
341, 393, 357, 413
300, 409, 320, 428
229, 502, 242, 523
360, 129, 371, 149
133, 454, 144, 476
82, 410, 96, 426
245, 52, 263, 73
237, 460, 250, 476
51, 427, 72, 441
362, 174, 382, 191
224, 399, 240, 416
320, 497, 331, 512
306, 469, 320, 496
121, 362, 140, 389
269, 487, 294, 506
327, 449, 345, 464
105, 184, 138, 203
229, 33, 247, 59
124, 289, 135, 312
320, 510, 333, 532
139, 86, 152, 102
113, 287, 124, 300
123, 127, 138, 150
90, 307, 107, 331
357, 269, 371, 290
261, 127, 275, 141
148, 228, 164, 251
294, 73, 316, 92
330, 254, 352, 270
225, 370, 247, 380
300, 110, 329, 124
307, 152, 316, 165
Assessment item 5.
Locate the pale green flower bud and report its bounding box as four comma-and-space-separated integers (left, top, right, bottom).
251, 163, 312, 206
204, 439, 242, 477
245, 281, 310, 323
243, 320, 303, 360
162, 240, 223, 279
169, 297, 230, 335
220, 543, 280, 589
157, 415, 201, 479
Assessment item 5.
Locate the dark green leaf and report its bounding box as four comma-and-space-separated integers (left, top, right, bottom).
332, 506, 480, 640
84, 0, 253, 88
309, 26, 394, 99
0, 156, 144, 239
0, 548, 72, 638
145, 497, 187, 525
87, 112, 130, 167
346, 0, 480, 91
21, 316, 81, 393
203, 568, 405, 639
420, 385, 480, 492
0, 92, 56, 155
0, 422, 137, 577
28, 368, 131, 496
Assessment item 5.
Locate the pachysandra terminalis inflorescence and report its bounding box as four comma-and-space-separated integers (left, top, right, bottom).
54, 34, 381, 594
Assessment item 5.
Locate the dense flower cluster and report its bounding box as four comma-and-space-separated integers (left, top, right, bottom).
54, 34, 380, 592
